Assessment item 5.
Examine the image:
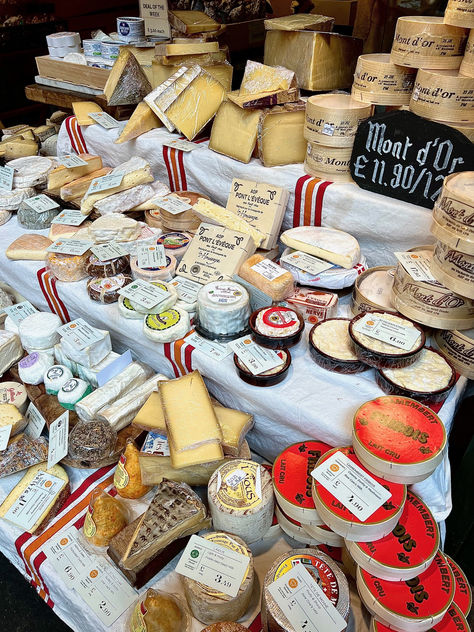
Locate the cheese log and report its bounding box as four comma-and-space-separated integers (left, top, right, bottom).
0, 463, 69, 534
160, 371, 223, 464
239, 254, 294, 300
60, 167, 112, 201
81, 156, 153, 213
103, 49, 152, 106
47, 154, 103, 191
169, 10, 220, 34
166, 41, 219, 56
280, 226, 361, 269
72, 102, 103, 126
240, 60, 296, 95
257, 102, 306, 167
6, 234, 52, 260
209, 100, 260, 163
193, 198, 265, 247
115, 102, 162, 144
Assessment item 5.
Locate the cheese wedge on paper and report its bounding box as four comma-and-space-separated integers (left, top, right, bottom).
115, 101, 162, 144
280, 226, 361, 269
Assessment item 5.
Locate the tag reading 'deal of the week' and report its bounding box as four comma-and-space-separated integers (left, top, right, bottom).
48, 410, 69, 469
395, 251, 437, 283
268, 565, 347, 632
137, 243, 166, 269
59, 154, 88, 168
280, 250, 334, 276
185, 332, 232, 361
312, 451, 391, 522
229, 336, 283, 375
25, 194, 59, 214
58, 318, 105, 351
117, 278, 169, 309
3, 300, 37, 324
24, 402, 46, 439
176, 534, 250, 598
52, 209, 88, 226
352, 313, 421, 351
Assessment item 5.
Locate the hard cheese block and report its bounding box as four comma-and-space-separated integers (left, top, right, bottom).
264, 30, 363, 91
176, 222, 256, 285
239, 254, 294, 300
152, 59, 233, 92
280, 226, 361, 269
209, 100, 261, 163
257, 102, 306, 167
47, 154, 102, 191
60, 167, 112, 201
239, 60, 296, 95
103, 48, 152, 106
165, 41, 219, 55
193, 198, 265, 247
169, 10, 220, 34
213, 406, 253, 456
264, 14, 335, 31
6, 234, 52, 260
72, 102, 103, 126
115, 101, 162, 144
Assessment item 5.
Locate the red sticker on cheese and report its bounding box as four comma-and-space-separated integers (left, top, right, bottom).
273, 553, 340, 607
262, 306, 298, 329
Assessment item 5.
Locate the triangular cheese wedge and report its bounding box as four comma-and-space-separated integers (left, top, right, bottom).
115, 101, 162, 144
121, 479, 208, 569
104, 49, 152, 106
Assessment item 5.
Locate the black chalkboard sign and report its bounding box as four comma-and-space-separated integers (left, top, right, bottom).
350, 111, 474, 209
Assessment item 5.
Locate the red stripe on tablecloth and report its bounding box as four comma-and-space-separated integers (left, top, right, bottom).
164, 342, 180, 377
74, 119, 88, 154
293, 175, 313, 227
314, 180, 333, 226
249, 613, 262, 631
36, 268, 70, 323
184, 343, 194, 373
162, 145, 175, 191
177, 149, 187, 191
64, 117, 79, 154
37, 268, 60, 319
303, 178, 320, 226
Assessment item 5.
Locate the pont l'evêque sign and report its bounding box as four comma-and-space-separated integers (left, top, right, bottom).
350, 111, 474, 209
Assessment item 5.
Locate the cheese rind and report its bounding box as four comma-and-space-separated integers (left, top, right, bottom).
239, 60, 296, 95
103, 49, 152, 106
169, 10, 220, 34
239, 254, 294, 300
257, 102, 306, 167
0, 404, 27, 436
72, 102, 103, 126
193, 198, 265, 247
209, 100, 260, 163
47, 154, 102, 191
264, 14, 335, 31
88, 213, 141, 242
166, 41, 219, 56
115, 101, 162, 144
280, 226, 361, 269
6, 234, 52, 261
60, 167, 112, 201
213, 406, 253, 456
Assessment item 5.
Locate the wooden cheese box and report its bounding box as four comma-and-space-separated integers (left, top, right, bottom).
36, 55, 110, 91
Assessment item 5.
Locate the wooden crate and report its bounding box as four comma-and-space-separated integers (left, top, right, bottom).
36, 55, 110, 90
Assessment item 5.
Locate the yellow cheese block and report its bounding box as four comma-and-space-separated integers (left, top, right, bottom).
169, 10, 220, 34
0, 139, 38, 160
72, 101, 103, 126
209, 100, 260, 163
257, 102, 306, 167
152, 60, 233, 92
193, 197, 265, 247
239, 254, 294, 301
264, 14, 335, 31
166, 41, 219, 56
213, 406, 253, 456
103, 49, 152, 106
60, 167, 112, 201
48, 154, 103, 191
0, 403, 27, 437
115, 101, 162, 144
133, 391, 165, 430
240, 60, 295, 95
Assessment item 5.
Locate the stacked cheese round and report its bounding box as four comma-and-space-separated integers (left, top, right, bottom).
432, 172, 474, 256
410, 69, 474, 122
196, 281, 250, 340
352, 266, 396, 315
460, 29, 474, 77
159, 192, 208, 233
304, 93, 372, 147
430, 240, 474, 299
444, 0, 474, 28
434, 327, 474, 378
352, 54, 417, 105
304, 141, 353, 182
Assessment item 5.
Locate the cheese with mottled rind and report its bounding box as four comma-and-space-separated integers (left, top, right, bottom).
281, 226, 360, 269
103, 49, 152, 106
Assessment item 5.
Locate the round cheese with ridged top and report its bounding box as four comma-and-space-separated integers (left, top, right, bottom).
19, 312, 61, 350
196, 281, 250, 337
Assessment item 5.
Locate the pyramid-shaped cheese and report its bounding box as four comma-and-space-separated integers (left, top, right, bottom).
104, 49, 152, 106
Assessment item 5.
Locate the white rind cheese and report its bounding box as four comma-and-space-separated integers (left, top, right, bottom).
61, 329, 111, 368
129, 281, 178, 314
44, 365, 73, 395
18, 312, 61, 351
381, 348, 453, 392
312, 319, 358, 360
88, 214, 141, 243
0, 187, 35, 211
76, 351, 120, 388
118, 296, 143, 320
57, 378, 92, 410
280, 226, 360, 269
9, 156, 55, 188
143, 308, 190, 343
196, 281, 250, 336
0, 331, 24, 376
358, 269, 395, 310
18, 352, 54, 385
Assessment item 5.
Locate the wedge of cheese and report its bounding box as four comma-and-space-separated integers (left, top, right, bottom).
264, 14, 335, 31
115, 101, 162, 144
0, 403, 27, 436
60, 167, 112, 201
81, 156, 153, 213
209, 100, 260, 163
48, 154, 103, 191
72, 102, 103, 126
169, 10, 220, 34
193, 198, 265, 248
0, 463, 69, 534
0, 138, 38, 160
280, 226, 361, 269
227, 87, 299, 109
103, 49, 152, 106
152, 60, 233, 93
165, 41, 219, 56
240, 60, 296, 95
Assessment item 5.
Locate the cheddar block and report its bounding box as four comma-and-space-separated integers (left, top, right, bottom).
257, 102, 306, 167
264, 14, 335, 31
239, 254, 294, 301
152, 59, 233, 91
103, 49, 152, 106
0, 403, 27, 436
165, 41, 219, 56
240, 60, 296, 95
72, 101, 103, 126
48, 154, 103, 191
115, 101, 162, 144
169, 10, 220, 34
60, 167, 112, 201
193, 198, 265, 247
209, 100, 260, 163
133, 391, 165, 430
213, 407, 253, 456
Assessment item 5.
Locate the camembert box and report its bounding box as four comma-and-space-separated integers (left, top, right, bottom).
434, 327, 474, 379
430, 240, 474, 299
432, 172, 474, 256
445, 555, 472, 616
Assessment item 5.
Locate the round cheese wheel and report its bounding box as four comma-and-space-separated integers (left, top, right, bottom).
4, 316, 19, 334
17, 204, 60, 230
143, 308, 190, 343
196, 281, 250, 338
85, 253, 130, 277
302, 523, 344, 547
46, 251, 90, 282
87, 274, 132, 304
129, 281, 178, 314
208, 460, 274, 544
18, 352, 54, 385
157, 231, 192, 262
0, 381, 28, 414
19, 311, 61, 350
44, 364, 73, 396
58, 378, 92, 410
130, 253, 177, 283
371, 603, 470, 632
275, 505, 321, 546
445, 555, 472, 616
118, 295, 143, 319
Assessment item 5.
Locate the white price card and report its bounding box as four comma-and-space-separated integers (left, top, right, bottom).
86, 172, 123, 196
75, 558, 137, 626
3, 469, 67, 531
186, 332, 232, 361
322, 122, 335, 137
251, 259, 287, 281
25, 194, 59, 214
312, 450, 391, 522
229, 336, 283, 376
352, 312, 421, 351
3, 300, 37, 324
48, 410, 69, 469
0, 165, 14, 191
170, 276, 202, 303
88, 111, 120, 129
395, 251, 437, 283
155, 195, 193, 215
58, 318, 105, 351
46, 239, 92, 255
90, 241, 126, 262
0, 425, 12, 451
24, 402, 46, 439
268, 565, 347, 632
176, 534, 250, 598
117, 278, 169, 310
59, 154, 88, 168
45, 526, 91, 588
137, 243, 166, 269
163, 139, 201, 152
52, 209, 88, 226
280, 250, 334, 276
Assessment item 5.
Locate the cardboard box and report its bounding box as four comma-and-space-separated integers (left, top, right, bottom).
311, 0, 358, 26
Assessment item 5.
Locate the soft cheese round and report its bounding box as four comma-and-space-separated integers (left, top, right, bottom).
130, 281, 178, 314
9, 156, 55, 187
196, 281, 250, 337
352, 312, 421, 354
19, 312, 61, 350
143, 308, 190, 343
381, 348, 454, 392
255, 307, 300, 337
58, 378, 92, 410
0, 187, 35, 211
18, 352, 55, 385
280, 226, 361, 269
44, 364, 73, 395
312, 319, 358, 360
358, 268, 395, 311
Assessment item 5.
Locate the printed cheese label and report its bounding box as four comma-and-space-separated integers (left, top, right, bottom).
156, 195, 193, 214
280, 250, 334, 276
185, 332, 232, 362
118, 278, 169, 309
395, 251, 437, 283
216, 461, 262, 511
170, 276, 202, 303
59, 154, 88, 168
58, 318, 105, 351
0, 165, 14, 191
3, 300, 37, 324
47, 411, 69, 469
24, 194, 59, 213
114, 454, 130, 490
229, 336, 283, 375
251, 259, 287, 281
144, 310, 181, 332
46, 239, 92, 255
137, 243, 166, 269
88, 112, 119, 129
352, 313, 422, 351
52, 209, 88, 226
206, 283, 243, 305
24, 402, 46, 439
83, 507, 97, 537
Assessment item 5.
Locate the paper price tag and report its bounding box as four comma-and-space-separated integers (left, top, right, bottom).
46, 239, 92, 255
312, 450, 391, 521
229, 336, 283, 375
3, 469, 66, 531
322, 122, 335, 137
0, 165, 14, 191
86, 172, 123, 196
52, 209, 88, 226
137, 243, 166, 269
0, 425, 12, 451
46, 526, 91, 588
186, 332, 231, 361
170, 276, 202, 303
48, 411, 69, 469
75, 558, 137, 626
176, 534, 250, 598
251, 259, 287, 281
3, 300, 37, 324
24, 402, 46, 439
142, 432, 170, 456
268, 566, 347, 632
90, 241, 126, 262
163, 139, 200, 152
155, 195, 193, 215
117, 278, 169, 309
88, 111, 119, 129
59, 154, 88, 168
25, 194, 59, 214
395, 251, 437, 283
352, 313, 421, 351
280, 250, 334, 276
58, 319, 105, 351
